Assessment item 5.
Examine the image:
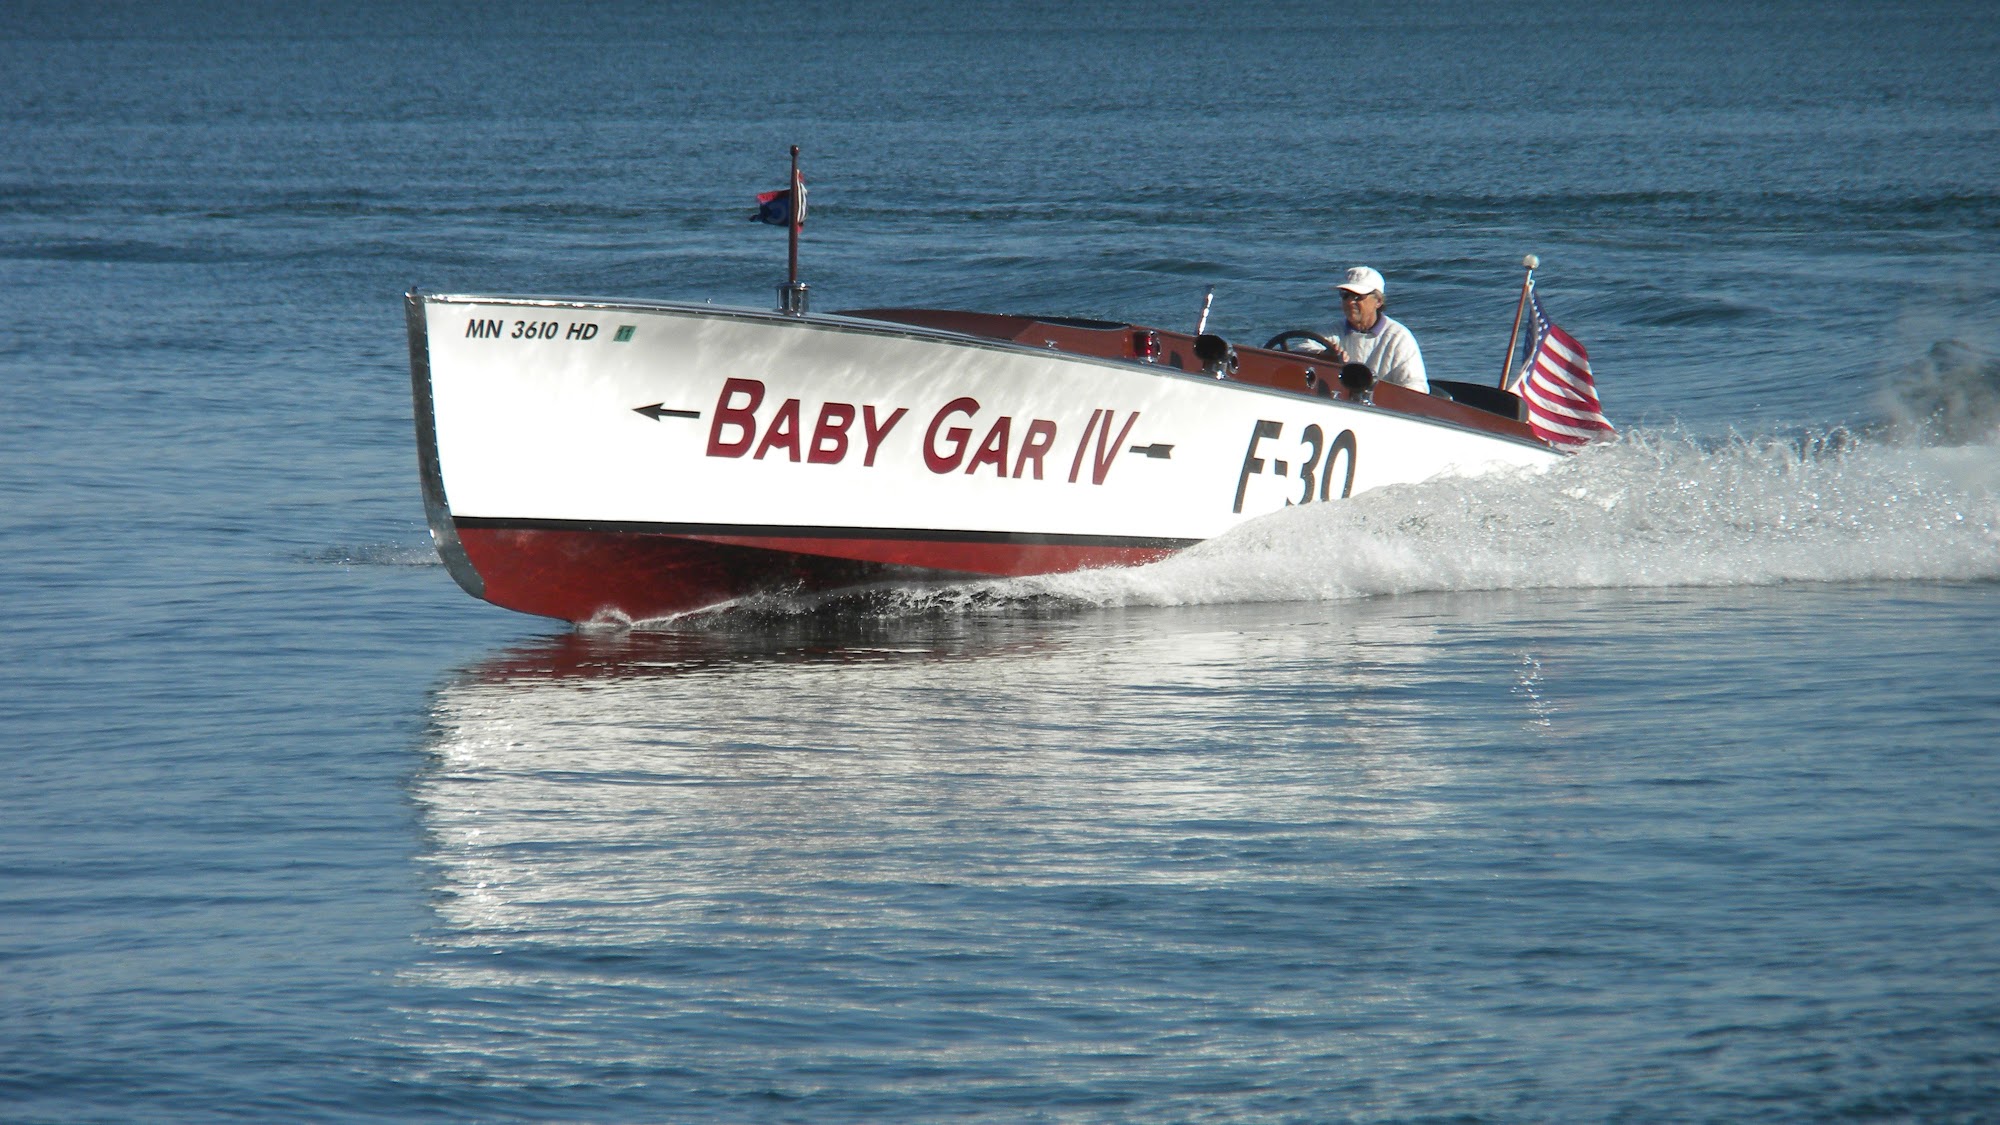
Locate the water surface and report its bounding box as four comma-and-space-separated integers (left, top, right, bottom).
3, 1, 1998, 1120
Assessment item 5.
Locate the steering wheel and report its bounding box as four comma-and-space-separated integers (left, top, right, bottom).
1263, 329, 1339, 355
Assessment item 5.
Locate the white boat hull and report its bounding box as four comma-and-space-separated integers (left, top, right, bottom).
408, 293, 1558, 622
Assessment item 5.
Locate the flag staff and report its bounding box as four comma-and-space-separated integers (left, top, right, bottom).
1497, 253, 1538, 388
787, 145, 801, 288
778, 145, 808, 315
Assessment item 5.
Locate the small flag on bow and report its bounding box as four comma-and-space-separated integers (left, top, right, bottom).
1510, 286, 1613, 447
751, 178, 807, 227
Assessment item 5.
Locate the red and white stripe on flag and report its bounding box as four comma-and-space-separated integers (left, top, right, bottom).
1516, 291, 1613, 448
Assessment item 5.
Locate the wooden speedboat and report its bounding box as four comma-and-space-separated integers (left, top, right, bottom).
405, 291, 1561, 623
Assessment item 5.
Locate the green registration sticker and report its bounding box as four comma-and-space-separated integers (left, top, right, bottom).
613, 325, 636, 342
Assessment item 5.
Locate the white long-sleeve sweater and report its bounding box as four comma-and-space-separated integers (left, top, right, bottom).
1338, 314, 1428, 393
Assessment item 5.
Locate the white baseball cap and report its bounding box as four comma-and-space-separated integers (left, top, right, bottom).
1336, 266, 1385, 296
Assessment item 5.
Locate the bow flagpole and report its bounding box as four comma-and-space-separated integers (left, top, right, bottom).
786, 144, 802, 300
752, 145, 809, 314
1498, 253, 1538, 388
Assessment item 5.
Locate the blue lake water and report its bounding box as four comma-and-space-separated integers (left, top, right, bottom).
3, 1, 1998, 1120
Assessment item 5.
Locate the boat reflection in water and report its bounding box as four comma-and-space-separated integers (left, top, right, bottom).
403, 594, 1598, 1100
420, 604, 1488, 928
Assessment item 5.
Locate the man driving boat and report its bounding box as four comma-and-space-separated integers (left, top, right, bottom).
1325, 266, 1428, 394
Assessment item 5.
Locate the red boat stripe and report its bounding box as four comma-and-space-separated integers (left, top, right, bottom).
450, 522, 1190, 623
451, 515, 1196, 551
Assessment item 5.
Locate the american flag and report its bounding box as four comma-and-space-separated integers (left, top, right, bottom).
1511, 286, 1613, 447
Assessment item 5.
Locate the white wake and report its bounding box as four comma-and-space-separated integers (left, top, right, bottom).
1021, 428, 2000, 608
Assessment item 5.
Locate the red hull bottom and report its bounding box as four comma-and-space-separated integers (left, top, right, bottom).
453, 525, 1184, 623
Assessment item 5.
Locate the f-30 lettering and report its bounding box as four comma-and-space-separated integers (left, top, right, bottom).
1235, 420, 1359, 513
